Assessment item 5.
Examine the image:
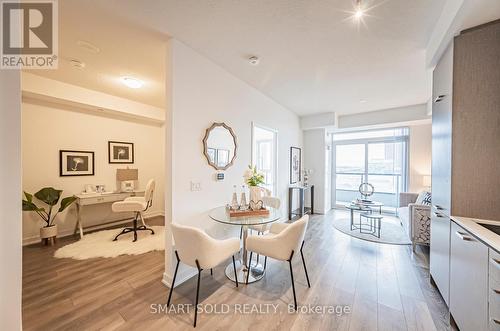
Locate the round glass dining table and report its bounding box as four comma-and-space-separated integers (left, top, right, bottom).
209, 206, 281, 283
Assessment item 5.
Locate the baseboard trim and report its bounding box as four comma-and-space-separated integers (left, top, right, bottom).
22, 212, 166, 246
162, 269, 197, 289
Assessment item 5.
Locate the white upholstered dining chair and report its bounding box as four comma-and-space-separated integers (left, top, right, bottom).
111, 179, 155, 242
249, 196, 281, 233
245, 214, 310, 310
167, 223, 240, 327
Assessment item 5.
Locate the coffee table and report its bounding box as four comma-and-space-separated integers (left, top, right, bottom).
346, 204, 371, 230
359, 213, 383, 238
351, 200, 384, 214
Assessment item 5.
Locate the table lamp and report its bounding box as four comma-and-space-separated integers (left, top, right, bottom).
117, 168, 138, 192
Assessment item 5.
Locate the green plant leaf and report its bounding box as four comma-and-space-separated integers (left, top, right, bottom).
24, 191, 33, 203
58, 196, 77, 212
34, 187, 62, 206
22, 199, 39, 211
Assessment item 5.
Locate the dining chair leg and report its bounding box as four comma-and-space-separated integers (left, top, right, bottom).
194, 260, 203, 328
246, 251, 253, 284
300, 241, 311, 288
167, 251, 180, 307
239, 226, 243, 239
288, 250, 297, 311
264, 256, 267, 270
232, 255, 239, 287
210, 268, 213, 276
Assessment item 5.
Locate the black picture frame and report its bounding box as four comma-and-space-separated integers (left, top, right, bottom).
108, 141, 134, 164
59, 150, 95, 177
290, 146, 301, 184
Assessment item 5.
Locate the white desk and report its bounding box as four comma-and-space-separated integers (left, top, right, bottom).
75, 191, 144, 238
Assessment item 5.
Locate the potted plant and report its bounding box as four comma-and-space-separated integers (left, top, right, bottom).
22, 187, 77, 246
243, 165, 265, 205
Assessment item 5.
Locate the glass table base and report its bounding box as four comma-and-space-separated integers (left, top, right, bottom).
224, 259, 265, 284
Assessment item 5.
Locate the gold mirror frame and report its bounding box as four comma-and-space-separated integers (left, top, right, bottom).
202, 122, 238, 170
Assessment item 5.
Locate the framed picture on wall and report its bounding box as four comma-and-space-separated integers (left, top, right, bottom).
108, 141, 134, 164
60, 150, 95, 176
290, 146, 301, 184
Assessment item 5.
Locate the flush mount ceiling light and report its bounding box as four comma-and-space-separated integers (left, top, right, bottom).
76, 40, 100, 54
354, 0, 364, 19
69, 59, 85, 70
121, 77, 143, 89
359, 99, 367, 103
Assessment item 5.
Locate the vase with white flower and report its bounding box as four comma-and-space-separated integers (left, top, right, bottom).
243, 165, 265, 209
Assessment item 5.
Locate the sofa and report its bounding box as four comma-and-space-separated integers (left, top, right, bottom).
397, 191, 431, 251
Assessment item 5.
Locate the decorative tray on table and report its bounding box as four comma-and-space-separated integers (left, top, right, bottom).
228, 208, 270, 217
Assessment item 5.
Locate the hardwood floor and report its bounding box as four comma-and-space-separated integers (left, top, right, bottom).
22, 211, 450, 330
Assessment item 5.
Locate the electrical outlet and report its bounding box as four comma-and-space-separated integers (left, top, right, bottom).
190, 181, 201, 191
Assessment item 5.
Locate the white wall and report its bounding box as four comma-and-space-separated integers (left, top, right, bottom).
0, 71, 22, 330
164, 39, 302, 285
22, 100, 165, 244
303, 129, 332, 214
408, 123, 432, 192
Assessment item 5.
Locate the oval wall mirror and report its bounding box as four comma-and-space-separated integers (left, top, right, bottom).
202, 122, 237, 170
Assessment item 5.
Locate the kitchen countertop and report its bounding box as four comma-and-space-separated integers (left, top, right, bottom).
451, 216, 500, 253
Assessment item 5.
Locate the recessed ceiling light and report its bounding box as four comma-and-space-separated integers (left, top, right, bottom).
77, 40, 100, 54
360, 99, 367, 103
121, 77, 143, 89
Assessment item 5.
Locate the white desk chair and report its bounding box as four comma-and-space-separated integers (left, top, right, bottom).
246, 214, 310, 311
111, 179, 155, 242
167, 223, 240, 327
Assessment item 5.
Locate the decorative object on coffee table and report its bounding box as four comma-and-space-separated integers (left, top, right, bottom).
22, 187, 77, 246
358, 182, 374, 200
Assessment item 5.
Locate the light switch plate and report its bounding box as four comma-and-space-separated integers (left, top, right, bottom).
190, 181, 201, 191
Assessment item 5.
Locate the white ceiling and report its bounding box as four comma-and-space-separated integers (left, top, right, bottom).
91, 0, 446, 115
28, 0, 449, 115
25, 0, 168, 108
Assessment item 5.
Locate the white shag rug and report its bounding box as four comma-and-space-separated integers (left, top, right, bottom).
54, 226, 165, 260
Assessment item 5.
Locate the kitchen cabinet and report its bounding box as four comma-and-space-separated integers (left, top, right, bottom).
430, 19, 500, 308
430, 42, 453, 306
450, 222, 489, 331
490, 249, 500, 330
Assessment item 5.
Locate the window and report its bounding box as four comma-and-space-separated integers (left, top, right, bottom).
252, 124, 278, 194
334, 128, 408, 212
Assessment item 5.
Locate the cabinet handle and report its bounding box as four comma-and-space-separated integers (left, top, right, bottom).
434, 95, 446, 102
433, 212, 445, 218
455, 231, 474, 241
